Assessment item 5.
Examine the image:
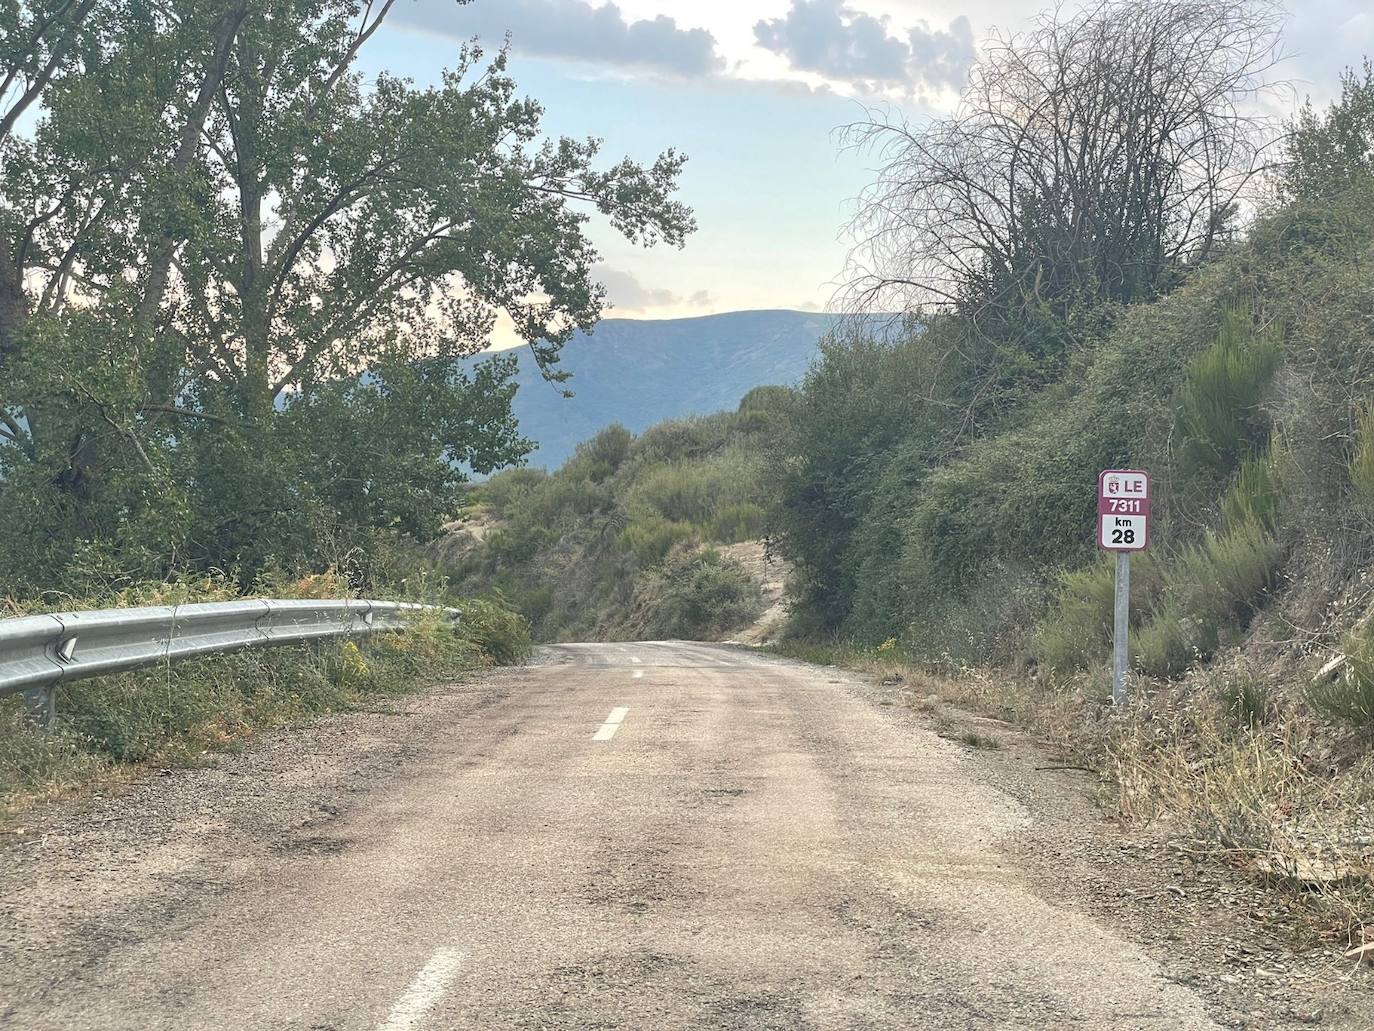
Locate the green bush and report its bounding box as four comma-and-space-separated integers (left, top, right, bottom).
631, 546, 763, 640
1192, 517, 1282, 622
633, 415, 735, 464
1132, 519, 1281, 677
529, 475, 613, 524
483, 525, 559, 568
630, 462, 719, 524
627, 456, 758, 527
1034, 508, 1279, 680
564, 424, 634, 483
456, 596, 534, 664
736, 385, 795, 436
1175, 307, 1281, 482
1221, 450, 1281, 532
1351, 406, 1374, 505
1134, 599, 1200, 677
477, 469, 549, 519
1308, 623, 1374, 734
1032, 552, 1171, 674
709, 502, 765, 543
1033, 559, 1119, 674
617, 515, 696, 566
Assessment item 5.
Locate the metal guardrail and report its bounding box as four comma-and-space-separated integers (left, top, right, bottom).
0, 599, 459, 728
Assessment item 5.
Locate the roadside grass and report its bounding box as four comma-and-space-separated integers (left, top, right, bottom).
769, 639, 1374, 951
956, 729, 1002, 750
0, 587, 531, 824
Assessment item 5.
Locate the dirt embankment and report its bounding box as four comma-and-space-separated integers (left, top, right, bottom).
717, 540, 791, 645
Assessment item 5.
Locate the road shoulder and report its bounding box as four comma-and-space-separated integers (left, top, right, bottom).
766, 650, 1374, 1031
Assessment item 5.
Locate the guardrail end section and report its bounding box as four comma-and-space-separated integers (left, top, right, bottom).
22, 684, 56, 730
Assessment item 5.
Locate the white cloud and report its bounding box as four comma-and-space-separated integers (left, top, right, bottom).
595, 264, 682, 311
753, 0, 974, 93
393, 0, 724, 76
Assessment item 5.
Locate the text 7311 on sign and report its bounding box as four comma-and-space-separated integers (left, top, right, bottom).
1098, 470, 1150, 551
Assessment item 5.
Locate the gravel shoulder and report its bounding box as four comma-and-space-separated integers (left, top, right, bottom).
827, 662, 1374, 1031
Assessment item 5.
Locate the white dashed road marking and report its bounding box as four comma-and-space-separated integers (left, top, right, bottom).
594, 706, 630, 742
378, 948, 465, 1031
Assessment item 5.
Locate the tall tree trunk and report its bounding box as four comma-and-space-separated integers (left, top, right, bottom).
133, 3, 248, 344
239, 176, 272, 420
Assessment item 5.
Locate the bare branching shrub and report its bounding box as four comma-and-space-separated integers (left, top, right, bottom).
843, 0, 1284, 347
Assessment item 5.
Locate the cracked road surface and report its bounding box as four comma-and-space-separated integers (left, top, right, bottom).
2, 642, 1228, 1029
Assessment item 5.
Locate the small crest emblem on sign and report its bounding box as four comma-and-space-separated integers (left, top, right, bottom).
1107, 477, 1120, 494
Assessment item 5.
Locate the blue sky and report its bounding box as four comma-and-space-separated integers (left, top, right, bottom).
361, 0, 1374, 324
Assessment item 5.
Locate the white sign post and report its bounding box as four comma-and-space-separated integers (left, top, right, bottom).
1098, 470, 1150, 705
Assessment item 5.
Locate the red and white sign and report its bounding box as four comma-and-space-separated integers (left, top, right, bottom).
1098, 470, 1150, 551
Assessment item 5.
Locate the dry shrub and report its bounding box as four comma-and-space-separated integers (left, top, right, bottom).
1111, 689, 1374, 942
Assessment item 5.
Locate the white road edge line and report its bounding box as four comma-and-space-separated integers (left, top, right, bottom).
593, 706, 630, 741
378, 947, 465, 1031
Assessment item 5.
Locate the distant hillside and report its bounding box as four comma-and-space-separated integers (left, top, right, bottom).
468, 309, 839, 470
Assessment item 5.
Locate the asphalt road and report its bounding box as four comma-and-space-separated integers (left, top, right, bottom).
1, 642, 1228, 1029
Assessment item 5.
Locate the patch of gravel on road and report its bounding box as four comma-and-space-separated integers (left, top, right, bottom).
0, 672, 510, 1012
789, 654, 1374, 1031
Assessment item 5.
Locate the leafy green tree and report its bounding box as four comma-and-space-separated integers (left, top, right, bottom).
1284, 61, 1374, 200
764, 321, 968, 632
0, 0, 693, 592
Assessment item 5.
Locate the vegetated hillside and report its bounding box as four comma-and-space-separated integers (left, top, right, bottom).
428, 388, 793, 643
463, 310, 839, 470
773, 185, 1374, 685
767, 185, 1374, 934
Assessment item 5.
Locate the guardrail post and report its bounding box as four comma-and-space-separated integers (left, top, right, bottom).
22, 684, 56, 730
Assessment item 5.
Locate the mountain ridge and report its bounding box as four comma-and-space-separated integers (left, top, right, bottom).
467, 308, 840, 470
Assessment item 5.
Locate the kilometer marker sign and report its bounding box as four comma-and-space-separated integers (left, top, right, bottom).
1098, 469, 1150, 552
